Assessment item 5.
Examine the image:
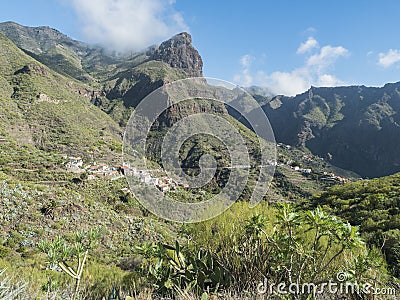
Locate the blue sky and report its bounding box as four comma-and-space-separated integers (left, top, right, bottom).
1, 0, 400, 95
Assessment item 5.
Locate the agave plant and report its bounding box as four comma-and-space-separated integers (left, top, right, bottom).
136, 240, 231, 296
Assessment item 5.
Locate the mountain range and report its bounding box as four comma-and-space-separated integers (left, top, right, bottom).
0, 21, 399, 298
0, 21, 398, 180
263, 84, 400, 178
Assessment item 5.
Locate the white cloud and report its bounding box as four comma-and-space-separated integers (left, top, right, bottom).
297, 37, 319, 54
378, 49, 400, 68
253, 70, 344, 96
304, 27, 317, 35
307, 45, 349, 69
233, 71, 253, 87
259, 68, 311, 96
317, 74, 344, 87
68, 0, 188, 52
233, 55, 254, 86
240, 54, 254, 68
234, 38, 349, 96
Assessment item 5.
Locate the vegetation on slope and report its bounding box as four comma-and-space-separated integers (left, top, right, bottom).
0, 22, 398, 299
0, 33, 122, 164
263, 85, 400, 178
310, 172, 400, 277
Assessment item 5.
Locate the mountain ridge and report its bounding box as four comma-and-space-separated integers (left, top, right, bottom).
262, 83, 400, 178
0, 26, 355, 202
1, 21, 399, 179
0, 22, 203, 85
0, 22, 399, 298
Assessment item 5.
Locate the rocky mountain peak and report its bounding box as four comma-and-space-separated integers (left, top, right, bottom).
151, 32, 203, 77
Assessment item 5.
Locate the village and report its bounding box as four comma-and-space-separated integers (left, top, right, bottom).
277, 143, 350, 184
64, 156, 189, 193
64, 142, 350, 195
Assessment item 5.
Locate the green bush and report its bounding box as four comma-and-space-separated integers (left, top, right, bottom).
0, 247, 9, 259
311, 173, 400, 277
184, 202, 390, 297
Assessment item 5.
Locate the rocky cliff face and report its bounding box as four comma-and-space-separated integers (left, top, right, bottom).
105, 32, 203, 108
150, 32, 203, 77
262, 83, 400, 178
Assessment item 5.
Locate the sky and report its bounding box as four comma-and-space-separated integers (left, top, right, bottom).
1, 0, 400, 96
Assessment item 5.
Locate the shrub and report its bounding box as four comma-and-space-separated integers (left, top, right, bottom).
184, 203, 390, 297
0, 247, 9, 259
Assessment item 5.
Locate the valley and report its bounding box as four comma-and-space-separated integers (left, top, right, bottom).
0, 21, 398, 299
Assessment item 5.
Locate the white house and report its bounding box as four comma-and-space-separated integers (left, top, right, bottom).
66, 157, 83, 170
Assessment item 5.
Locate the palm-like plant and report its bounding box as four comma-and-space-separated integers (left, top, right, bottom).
37, 228, 100, 300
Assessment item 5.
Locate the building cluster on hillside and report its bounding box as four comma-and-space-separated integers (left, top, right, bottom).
127, 167, 189, 193
64, 156, 122, 180
86, 164, 121, 180
275, 144, 352, 184
291, 165, 312, 174
277, 143, 291, 150
320, 172, 349, 183
65, 156, 83, 170
64, 149, 350, 188
64, 157, 190, 192
302, 154, 314, 162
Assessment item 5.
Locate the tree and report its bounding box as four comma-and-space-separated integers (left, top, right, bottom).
37, 228, 100, 300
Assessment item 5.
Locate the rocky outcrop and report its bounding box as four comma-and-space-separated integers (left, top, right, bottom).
105, 33, 204, 108
14, 64, 49, 76
151, 32, 203, 77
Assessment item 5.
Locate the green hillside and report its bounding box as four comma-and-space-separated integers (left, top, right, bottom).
0, 21, 117, 82
310, 172, 400, 277
0, 33, 122, 166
